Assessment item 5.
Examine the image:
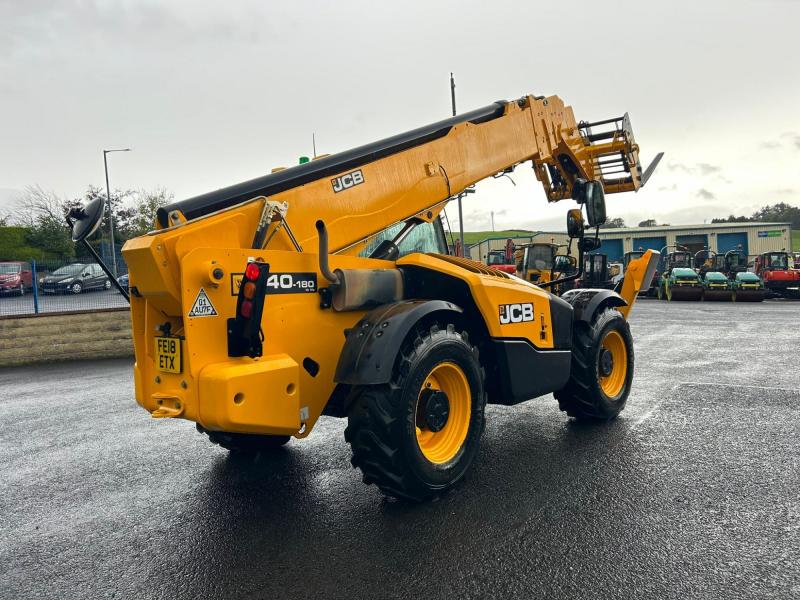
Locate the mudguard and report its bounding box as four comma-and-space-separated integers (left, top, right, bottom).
334, 299, 463, 386
560, 288, 627, 324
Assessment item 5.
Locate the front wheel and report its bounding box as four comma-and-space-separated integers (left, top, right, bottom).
70, 282, 82, 295
554, 308, 634, 421
345, 322, 486, 501
18, 284, 24, 296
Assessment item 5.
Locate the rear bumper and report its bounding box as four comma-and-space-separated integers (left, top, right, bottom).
198, 356, 301, 435
136, 354, 302, 436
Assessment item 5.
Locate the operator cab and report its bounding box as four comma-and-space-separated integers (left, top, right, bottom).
486, 251, 508, 266
363, 217, 450, 261
761, 252, 789, 270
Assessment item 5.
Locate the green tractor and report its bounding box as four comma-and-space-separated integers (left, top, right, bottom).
694, 250, 732, 301
657, 246, 704, 301
722, 250, 765, 302
731, 271, 766, 302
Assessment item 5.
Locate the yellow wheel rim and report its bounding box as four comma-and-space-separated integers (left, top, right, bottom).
415, 362, 471, 464
599, 330, 628, 398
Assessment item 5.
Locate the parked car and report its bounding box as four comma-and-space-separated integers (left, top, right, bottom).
117, 273, 129, 294
40, 263, 111, 294
0, 261, 33, 296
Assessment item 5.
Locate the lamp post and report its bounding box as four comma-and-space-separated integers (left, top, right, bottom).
103, 148, 131, 276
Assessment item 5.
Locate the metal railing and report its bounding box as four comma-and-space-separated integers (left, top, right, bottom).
0, 258, 129, 317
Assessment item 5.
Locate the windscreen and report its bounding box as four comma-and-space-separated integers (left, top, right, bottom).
52, 264, 84, 276
487, 252, 506, 265
767, 253, 788, 269
672, 252, 691, 267
0, 264, 20, 274
526, 246, 554, 271
360, 218, 448, 259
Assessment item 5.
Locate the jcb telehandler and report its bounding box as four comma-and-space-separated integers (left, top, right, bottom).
68, 93, 660, 501
514, 242, 558, 283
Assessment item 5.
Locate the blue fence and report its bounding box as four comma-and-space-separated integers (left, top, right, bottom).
0, 258, 128, 317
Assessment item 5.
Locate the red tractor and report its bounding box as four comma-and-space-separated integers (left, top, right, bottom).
753, 251, 800, 298
485, 238, 516, 274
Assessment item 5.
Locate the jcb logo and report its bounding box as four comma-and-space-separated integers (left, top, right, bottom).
499, 303, 534, 324
331, 169, 364, 193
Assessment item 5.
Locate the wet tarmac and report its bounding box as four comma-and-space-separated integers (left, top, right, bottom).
1, 300, 798, 599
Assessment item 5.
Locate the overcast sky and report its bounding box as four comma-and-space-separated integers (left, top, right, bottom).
2, 0, 799, 231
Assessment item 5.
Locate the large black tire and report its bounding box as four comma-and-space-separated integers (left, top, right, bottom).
197, 424, 290, 453
554, 308, 634, 421
344, 322, 486, 502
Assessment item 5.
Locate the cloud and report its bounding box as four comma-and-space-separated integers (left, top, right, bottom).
776, 188, 795, 195
667, 162, 691, 173
784, 133, 800, 150
763, 132, 800, 151
697, 188, 715, 200
658, 183, 678, 191
667, 162, 723, 176
697, 163, 721, 175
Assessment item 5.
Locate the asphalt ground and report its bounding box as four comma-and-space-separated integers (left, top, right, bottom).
1, 299, 798, 599
0, 288, 127, 317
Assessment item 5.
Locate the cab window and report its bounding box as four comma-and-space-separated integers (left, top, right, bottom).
360, 218, 449, 259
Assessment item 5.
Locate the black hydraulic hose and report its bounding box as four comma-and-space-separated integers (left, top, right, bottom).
315, 220, 340, 285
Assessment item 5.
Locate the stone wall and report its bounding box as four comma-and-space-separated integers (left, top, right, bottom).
0, 309, 133, 367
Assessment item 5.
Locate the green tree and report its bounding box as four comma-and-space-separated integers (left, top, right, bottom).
752, 202, 800, 228
17, 185, 76, 259
116, 188, 173, 240
598, 217, 626, 229
711, 215, 751, 223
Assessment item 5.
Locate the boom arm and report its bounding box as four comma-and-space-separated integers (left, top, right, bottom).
158, 95, 654, 254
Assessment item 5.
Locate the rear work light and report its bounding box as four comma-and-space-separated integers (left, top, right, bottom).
228, 260, 270, 358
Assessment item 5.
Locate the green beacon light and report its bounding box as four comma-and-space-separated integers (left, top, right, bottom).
299, 156, 310, 164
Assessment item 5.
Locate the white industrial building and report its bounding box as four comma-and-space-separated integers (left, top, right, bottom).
467, 222, 793, 263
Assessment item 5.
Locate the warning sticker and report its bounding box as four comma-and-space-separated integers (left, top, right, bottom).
188, 288, 218, 317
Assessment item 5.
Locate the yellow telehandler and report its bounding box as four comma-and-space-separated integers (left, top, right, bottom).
68, 93, 661, 501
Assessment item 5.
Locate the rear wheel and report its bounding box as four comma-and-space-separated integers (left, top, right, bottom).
345, 322, 486, 501
104, 279, 111, 290
197, 424, 290, 453
554, 308, 634, 421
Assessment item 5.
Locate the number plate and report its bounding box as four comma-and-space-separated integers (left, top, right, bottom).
230, 272, 317, 295
155, 336, 182, 373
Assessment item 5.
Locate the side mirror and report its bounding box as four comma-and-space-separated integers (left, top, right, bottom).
585, 181, 607, 227
572, 179, 607, 227
67, 197, 105, 242
566, 209, 584, 239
